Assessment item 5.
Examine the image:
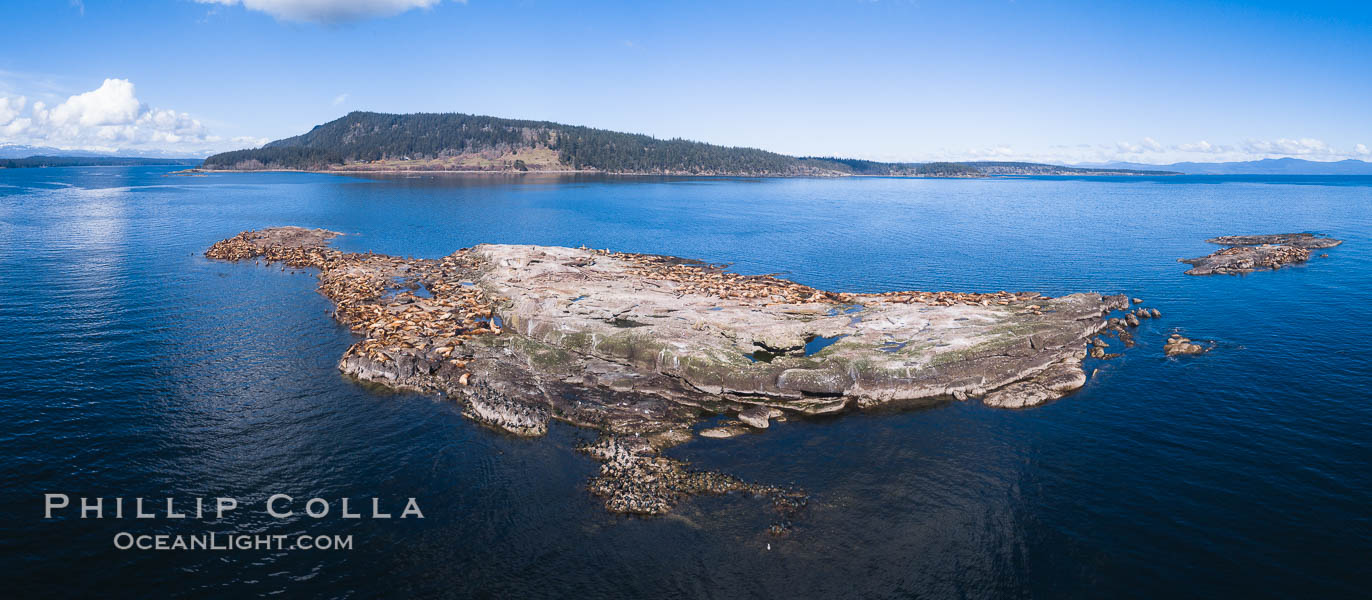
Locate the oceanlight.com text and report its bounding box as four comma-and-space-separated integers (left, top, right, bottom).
112, 532, 353, 551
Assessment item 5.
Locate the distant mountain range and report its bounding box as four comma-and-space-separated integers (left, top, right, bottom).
200, 111, 1176, 177
0, 144, 202, 160
1082, 157, 1372, 175
0, 144, 106, 159
0, 155, 202, 168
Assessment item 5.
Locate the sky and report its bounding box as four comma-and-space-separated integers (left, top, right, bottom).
1, 0, 1369, 164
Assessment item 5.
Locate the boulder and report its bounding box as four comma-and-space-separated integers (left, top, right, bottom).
738, 405, 773, 429
1163, 335, 1209, 357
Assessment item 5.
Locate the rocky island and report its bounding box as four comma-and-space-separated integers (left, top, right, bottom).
207, 227, 1140, 525
1180, 233, 1342, 275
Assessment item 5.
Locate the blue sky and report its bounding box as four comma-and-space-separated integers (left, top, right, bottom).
1, 0, 1369, 163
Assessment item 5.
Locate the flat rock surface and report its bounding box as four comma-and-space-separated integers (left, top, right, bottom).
476, 243, 1123, 408
1181, 233, 1342, 275
206, 227, 1133, 521
1204, 233, 1343, 248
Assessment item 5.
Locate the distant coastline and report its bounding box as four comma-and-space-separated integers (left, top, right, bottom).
175, 166, 1173, 178
0, 156, 201, 169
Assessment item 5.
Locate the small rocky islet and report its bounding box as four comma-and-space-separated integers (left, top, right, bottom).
1180, 233, 1342, 275
207, 227, 1173, 528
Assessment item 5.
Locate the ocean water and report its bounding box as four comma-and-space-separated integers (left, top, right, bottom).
0, 167, 1368, 598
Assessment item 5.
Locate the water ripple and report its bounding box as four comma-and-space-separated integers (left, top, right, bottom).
1, 167, 1368, 598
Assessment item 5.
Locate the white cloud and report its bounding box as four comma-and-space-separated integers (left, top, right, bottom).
40, 78, 142, 127
2, 118, 31, 138
197, 0, 447, 24
1241, 137, 1333, 156
1176, 140, 1224, 154
0, 78, 255, 156
332, 93, 349, 106
919, 136, 1370, 166
1076, 137, 1362, 164
964, 145, 1015, 158
1112, 137, 1166, 154
0, 95, 25, 124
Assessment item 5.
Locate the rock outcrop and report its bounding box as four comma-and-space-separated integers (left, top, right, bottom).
207, 227, 1139, 523
982, 357, 1088, 408
1180, 233, 1342, 275
1164, 334, 1210, 357
582, 436, 806, 520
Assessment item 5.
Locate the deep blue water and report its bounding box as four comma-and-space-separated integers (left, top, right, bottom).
0, 167, 1368, 598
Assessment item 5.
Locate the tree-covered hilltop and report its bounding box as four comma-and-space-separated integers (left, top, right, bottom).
204, 111, 822, 175
202, 111, 1178, 177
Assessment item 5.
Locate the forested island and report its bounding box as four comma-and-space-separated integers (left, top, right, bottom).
201, 111, 1177, 177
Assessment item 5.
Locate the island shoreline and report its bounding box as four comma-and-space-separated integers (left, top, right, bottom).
204, 226, 1161, 528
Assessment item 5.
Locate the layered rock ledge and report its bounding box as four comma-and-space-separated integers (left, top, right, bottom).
207, 227, 1133, 522
1180, 233, 1342, 275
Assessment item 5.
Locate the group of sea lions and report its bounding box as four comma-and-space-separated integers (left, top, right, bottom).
204, 226, 1340, 531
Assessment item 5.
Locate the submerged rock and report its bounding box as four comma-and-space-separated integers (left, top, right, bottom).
699, 425, 752, 439
1180, 233, 1342, 275
207, 226, 1139, 519
581, 436, 805, 522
